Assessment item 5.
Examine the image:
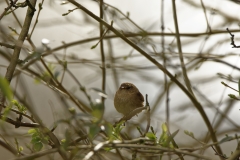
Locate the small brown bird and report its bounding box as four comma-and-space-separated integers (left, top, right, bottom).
114, 83, 144, 116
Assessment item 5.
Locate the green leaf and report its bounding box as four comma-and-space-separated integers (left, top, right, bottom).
18, 146, 23, 152
91, 102, 105, 121
32, 132, 39, 138
33, 142, 43, 151
104, 147, 112, 151
184, 130, 194, 138
136, 126, 143, 135
38, 3, 43, 10
89, 124, 100, 140
41, 136, 49, 144
54, 70, 60, 79
0, 76, 13, 101
109, 121, 124, 141
28, 129, 37, 134
228, 94, 238, 100
34, 77, 41, 84
60, 60, 67, 69
162, 123, 168, 132
159, 123, 168, 141
11, 99, 27, 113
8, 26, 19, 35
23, 49, 42, 63
103, 123, 112, 138
91, 44, 97, 49
61, 139, 66, 144
219, 135, 233, 143
11, 99, 18, 105
171, 129, 179, 138
62, 130, 71, 150
68, 107, 76, 114
146, 132, 157, 140
31, 136, 41, 144
159, 123, 178, 148
2, 106, 12, 119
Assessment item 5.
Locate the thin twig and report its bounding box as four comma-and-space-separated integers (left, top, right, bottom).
0, 0, 18, 20
99, 0, 106, 103
52, 54, 93, 104
160, 0, 170, 128
0, 139, 19, 156
172, 0, 195, 97
227, 28, 240, 48
0, 0, 37, 113
30, 29, 240, 60
143, 94, 150, 136
98, 1, 146, 33
227, 141, 240, 160
29, 0, 45, 39
200, 0, 212, 32
0, 115, 40, 128
0, 42, 15, 49
40, 56, 91, 113
221, 81, 239, 92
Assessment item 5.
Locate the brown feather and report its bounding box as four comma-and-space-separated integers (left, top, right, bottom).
114, 82, 144, 116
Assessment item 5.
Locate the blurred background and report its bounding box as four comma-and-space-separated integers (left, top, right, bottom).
1, 0, 240, 159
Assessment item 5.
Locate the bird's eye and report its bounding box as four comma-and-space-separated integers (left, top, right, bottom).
120, 84, 132, 90
126, 85, 132, 89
